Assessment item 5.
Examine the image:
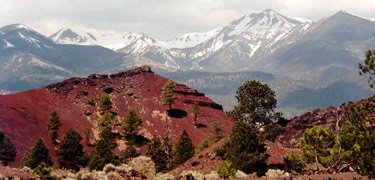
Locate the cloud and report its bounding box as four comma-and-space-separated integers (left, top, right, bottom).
0, 0, 374, 39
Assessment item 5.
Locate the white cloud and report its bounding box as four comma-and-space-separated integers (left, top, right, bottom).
0, 0, 374, 39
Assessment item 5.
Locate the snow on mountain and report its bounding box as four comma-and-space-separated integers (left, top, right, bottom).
115, 9, 312, 71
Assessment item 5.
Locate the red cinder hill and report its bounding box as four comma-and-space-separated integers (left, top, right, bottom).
0, 66, 233, 167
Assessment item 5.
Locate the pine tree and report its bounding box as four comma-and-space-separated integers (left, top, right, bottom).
28, 138, 53, 169
98, 112, 116, 131
19, 152, 31, 168
217, 121, 268, 176
227, 80, 278, 125
191, 104, 200, 126
174, 130, 195, 165
88, 139, 119, 171
56, 128, 87, 171
99, 94, 112, 112
146, 136, 168, 172
0, 131, 17, 166
122, 110, 143, 143
161, 80, 177, 111
209, 119, 225, 143
47, 110, 63, 145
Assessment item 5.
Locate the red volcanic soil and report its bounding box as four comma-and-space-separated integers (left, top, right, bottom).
276, 96, 375, 148
0, 66, 233, 167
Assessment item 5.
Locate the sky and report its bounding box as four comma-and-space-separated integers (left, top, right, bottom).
1, 0, 375, 40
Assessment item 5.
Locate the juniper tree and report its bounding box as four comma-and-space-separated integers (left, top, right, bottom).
47, 110, 63, 145
161, 80, 177, 111
56, 128, 87, 171
0, 131, 17, 166
339, 103, 375, 176
122, 110, 143, 143
300, 126, 338, 169
174, 130, 195, 165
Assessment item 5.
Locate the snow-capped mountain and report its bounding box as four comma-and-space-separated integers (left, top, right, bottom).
49, 9, 313, 70
116, 9, 312, 70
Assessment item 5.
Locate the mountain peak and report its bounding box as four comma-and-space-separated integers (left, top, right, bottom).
332, 10, 375, 21
0, 23, 34, 33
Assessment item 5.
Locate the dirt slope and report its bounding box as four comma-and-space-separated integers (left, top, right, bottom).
0, 66, 233, 167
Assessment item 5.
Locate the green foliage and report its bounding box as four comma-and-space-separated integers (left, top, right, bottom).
0, 131, 17, 166
121, 144, 140, 162
88, 139, 119, 171
47, 110, 63, 145
217, 161, 236, 179
262, 124, 285, 141
300, 126, 338, 168
191, 104, 200, 126
339, 103, 375, 176
28, 138, 53, 169
285, 152, 304, 173
218, 121, 268, 176
99, 94, 112, 112
32, 163, 57, 180
56, 127, 87, 171
195, 140, 212, 154
146, 136, 168, 172
122, 109, 143, 143
174, 130, 195, 165
161, 80, 177, 110
209, 119, 225, 143
359, 43, 375, 89
87, 98, 95, 106
19, 151, 31, 168
98, 112, 117, 147
227, 80, 278, 125
98, 112, 116, 130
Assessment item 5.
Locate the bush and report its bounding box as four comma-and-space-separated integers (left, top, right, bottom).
87, 98, 95, 106
153, 173, 175, 180
103, 164, 116, 174
195, 140, 212, 154
235, 170, 248, 179
285, 152, 304, 173
204, 171, 220, 180
32, 163, 58, 180
106, 172, 122, 180
217, 161, 236, 179
129, 156, 156, 179
265, 169, 290, 179
178, 170, 204, 180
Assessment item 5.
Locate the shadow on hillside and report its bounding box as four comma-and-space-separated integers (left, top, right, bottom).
167, 109, 187, 118
196, 124, 207, 128
134, 135, 150, 146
